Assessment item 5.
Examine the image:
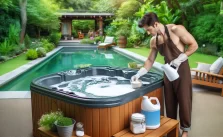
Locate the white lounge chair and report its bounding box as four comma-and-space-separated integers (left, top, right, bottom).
97, 36, 115, 50
191, 57, 223, 96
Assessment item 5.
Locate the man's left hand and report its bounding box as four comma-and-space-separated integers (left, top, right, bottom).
170, 53, 188, 69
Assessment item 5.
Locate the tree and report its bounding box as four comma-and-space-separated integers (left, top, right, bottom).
54, 0, 94, 10
27, 0, 60, 37
19, 0, 27, 44
0, 1, 19, 42
0, 0, 13, 10
117, 0, 142, 19
91, 0, 127, 13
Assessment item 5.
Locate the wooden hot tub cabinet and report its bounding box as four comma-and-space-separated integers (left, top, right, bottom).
31, 87, 163, 137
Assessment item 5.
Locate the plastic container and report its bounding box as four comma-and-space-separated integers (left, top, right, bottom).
161, 63, 179, 81
76, 122, 84, 137
130, 113, 146, 134
141, 96, 160, 129
131, 79, 142, 89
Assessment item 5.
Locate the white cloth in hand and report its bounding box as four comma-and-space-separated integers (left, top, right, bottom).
170, 53, 188, 69
131, 67, 148, 81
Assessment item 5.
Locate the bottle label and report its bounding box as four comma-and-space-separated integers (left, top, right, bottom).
141, 110, 160, 126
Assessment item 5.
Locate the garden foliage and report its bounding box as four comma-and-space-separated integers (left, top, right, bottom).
190, 14, 223, 54
56, 117, 73, 126
36, 47, 46, 57
38, 111, 63, 130
26, 49, 38, 60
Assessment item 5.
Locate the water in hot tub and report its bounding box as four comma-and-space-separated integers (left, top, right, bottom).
51, 76, 150, 98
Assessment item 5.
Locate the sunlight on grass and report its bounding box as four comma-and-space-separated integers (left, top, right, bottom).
0, 53, 30, 76
126, 47, 165, 64
126, 47, 218, 68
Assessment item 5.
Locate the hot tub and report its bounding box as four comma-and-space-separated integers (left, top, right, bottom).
31, 66, 163, 137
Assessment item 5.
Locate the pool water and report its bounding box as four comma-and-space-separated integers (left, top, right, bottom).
0, 50, 156, 91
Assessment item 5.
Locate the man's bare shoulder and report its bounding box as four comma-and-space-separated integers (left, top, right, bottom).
150, 36, 156, 48
167, 24, 186, 32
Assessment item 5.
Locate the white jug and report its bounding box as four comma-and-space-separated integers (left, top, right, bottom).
161, 63, 179, 81
141, 96, 160, 129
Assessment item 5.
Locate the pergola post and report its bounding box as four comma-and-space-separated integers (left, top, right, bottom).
94, 19, 98, 31
99, 18, 103, 35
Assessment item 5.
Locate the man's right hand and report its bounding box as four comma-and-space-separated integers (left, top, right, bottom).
131, 67, 148, 82
131, 75, 139, 82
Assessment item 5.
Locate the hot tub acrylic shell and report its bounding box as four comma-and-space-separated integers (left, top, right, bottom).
31, 66, 163, 108
31, 66, 164, 137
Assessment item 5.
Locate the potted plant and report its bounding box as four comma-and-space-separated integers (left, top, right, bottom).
74, 64, 92, 69
55, 117, 76, 137
115, 26, 131, 48
128, 62, 143, 69
38, 110, 63, 132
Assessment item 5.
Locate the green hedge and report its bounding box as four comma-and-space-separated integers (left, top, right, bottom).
189, 14, 223, 52
26, 49, 38, 60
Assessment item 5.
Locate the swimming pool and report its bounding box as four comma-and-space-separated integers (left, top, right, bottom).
0, 48, 158, 91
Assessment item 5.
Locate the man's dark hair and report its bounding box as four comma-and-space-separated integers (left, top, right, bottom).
138, 12, 159, 28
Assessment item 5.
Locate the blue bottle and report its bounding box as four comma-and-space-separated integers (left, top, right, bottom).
141, 96, 160, 129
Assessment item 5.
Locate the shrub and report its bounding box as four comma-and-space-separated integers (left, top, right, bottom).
140, 37, 151, 48
19, 43, 26, 51
189, 14, 223, 50
48, 32, 61, 46
128, 62, 137, 69
0, 56, 10, 62
94, 36, 104, 43
126, 37, 134, 48
74, 64, 92, 69
80, 38, 94, 44
117, 0, 141, 19
36, 47, 46, 57
115, 22, 131, 38
12, 46, 23, 55
0, 40, 13, 55
41, 39, 55, 52
38, 111, 63, 130
26, 49, 38, 60
8, 23, 20, 45
43, 43, 55, 52
199, 44, 218, 56
104, 25, 116, 37
56, 117, 73, 126
24, 35, 31, 48
30, 41, 42, 49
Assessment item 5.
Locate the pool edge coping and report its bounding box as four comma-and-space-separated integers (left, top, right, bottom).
0, 47, 63, 87
112, 47, 163, 72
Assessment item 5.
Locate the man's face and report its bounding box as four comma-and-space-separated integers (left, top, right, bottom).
143, 23, 158, 36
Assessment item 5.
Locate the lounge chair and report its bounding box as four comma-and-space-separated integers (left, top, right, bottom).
97, 36, 115, 50
191, 57, 223, 96
78, 31, 84, 39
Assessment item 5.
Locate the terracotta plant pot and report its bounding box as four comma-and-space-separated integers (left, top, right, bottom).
118, 36, 127, 48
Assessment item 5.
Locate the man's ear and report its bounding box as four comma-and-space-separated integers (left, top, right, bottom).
154, 22, 158, 27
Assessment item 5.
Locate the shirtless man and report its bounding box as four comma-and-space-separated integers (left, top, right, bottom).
131, 12, 198, 137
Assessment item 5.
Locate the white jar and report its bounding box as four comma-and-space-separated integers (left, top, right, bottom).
130, 113, 146, 134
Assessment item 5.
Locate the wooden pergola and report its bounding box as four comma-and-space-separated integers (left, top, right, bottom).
58, 12, 114, 37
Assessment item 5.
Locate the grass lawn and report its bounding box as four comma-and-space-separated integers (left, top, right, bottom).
126, 47, 218, 68
0, 53, 30, 76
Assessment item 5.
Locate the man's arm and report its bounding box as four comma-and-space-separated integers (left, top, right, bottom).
172, 25, 198, 56
144, 37, 158, 70
131, 37, 158, 81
